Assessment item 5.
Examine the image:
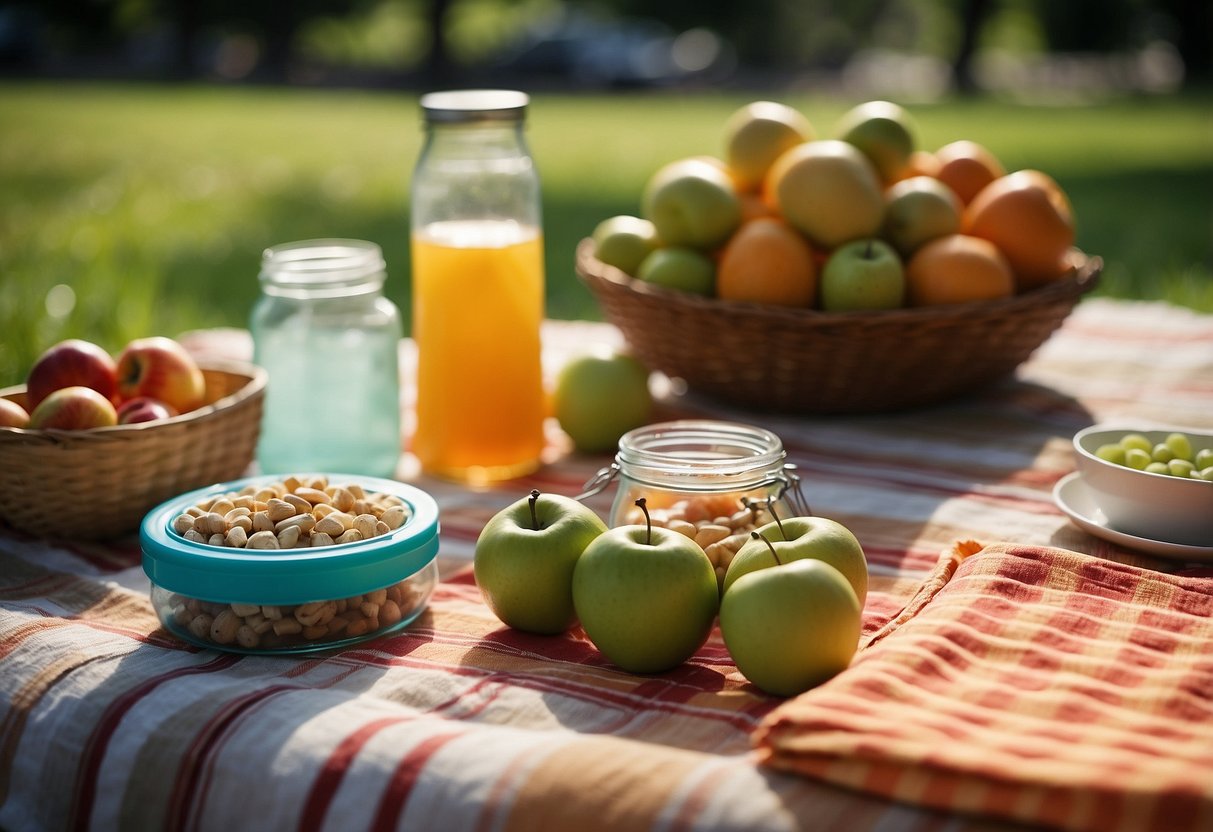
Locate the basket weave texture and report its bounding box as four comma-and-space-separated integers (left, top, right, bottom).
0, 360, 266, 540
576, 239, 1101, 414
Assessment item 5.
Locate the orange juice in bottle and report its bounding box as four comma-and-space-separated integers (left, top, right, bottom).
410, 91, 546, 484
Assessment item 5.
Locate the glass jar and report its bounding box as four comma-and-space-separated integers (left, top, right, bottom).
409, 89, 546, 485
251, 239, 402, 478
141, 474, 440, 654
582, 420, 810, 528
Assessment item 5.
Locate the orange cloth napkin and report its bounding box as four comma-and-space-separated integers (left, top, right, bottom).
754, 541, 1213, 832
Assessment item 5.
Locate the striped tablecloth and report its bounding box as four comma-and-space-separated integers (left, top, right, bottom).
2, 298, 1211, 832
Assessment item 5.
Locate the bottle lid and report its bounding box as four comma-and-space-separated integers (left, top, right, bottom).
421, 89, 529, 123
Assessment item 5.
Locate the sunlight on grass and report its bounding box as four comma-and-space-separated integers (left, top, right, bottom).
0, 82, 1210, 387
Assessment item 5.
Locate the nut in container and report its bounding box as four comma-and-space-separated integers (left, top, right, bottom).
141, 474, 439, 654
579, 420, 809, 589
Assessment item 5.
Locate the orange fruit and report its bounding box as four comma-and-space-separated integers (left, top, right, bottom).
739, 192, 779, 224
905, 234, 1015, 307
717, 217, 818, 307
724, 101, 815, 193
935, 140, 1005, 205
963, 169, 1075, 290
897, 149, 942, 181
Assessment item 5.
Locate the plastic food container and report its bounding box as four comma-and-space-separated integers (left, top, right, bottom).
141, 474, 440, 654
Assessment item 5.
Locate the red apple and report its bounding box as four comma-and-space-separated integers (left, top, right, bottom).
29, 386, 119, 430
26, 339, 118, 411
115, 337, 205, 413
0, 398, 31, 428
116, 396, 178, 425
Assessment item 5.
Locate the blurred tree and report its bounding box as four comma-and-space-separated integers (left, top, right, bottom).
952, 0, 994, 93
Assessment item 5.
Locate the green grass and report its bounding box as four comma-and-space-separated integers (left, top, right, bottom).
1, 81, 1211, 388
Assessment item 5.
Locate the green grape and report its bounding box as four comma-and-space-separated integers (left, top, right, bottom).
1167, 459, 1195, 478
1125, 448, 1152, 470
1145, 462, 1170, 475
1151, 443, 1176, 463
1095, 444, 1126, 465
1165, 432, 1193, 462
1196, 449, 1213, 470
1200, 466, 1213, 482
1120, 433, 1153, 453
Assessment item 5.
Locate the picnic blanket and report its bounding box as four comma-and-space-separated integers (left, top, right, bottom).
2, 298, 1212, 832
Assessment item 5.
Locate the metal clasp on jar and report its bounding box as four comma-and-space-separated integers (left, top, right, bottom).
576, 463, 621, 502
576, 462, 811, 518
774, 464, 812, 517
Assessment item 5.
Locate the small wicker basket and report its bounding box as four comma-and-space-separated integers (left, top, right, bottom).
0, 360, 267, 540
576, 239, 1100, 414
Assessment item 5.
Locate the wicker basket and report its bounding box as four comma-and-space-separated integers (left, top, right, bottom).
0, 360, 267, 540
576, 239, 1101, 414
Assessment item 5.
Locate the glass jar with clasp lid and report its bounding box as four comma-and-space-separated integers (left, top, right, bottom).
579, 420, 810, 586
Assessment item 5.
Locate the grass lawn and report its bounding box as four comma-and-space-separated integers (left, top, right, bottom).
1, 81, 1210, 388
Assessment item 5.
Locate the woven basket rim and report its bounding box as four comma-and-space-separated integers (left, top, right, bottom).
0, 358, 267, 446
575, 237, 1102, 325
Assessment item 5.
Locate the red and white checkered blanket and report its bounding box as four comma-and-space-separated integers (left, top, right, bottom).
2, 299, 1212, 831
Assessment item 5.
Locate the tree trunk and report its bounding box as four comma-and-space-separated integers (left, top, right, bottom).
953, 0, 993, 94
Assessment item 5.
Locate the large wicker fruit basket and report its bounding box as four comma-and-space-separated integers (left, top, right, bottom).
0, 359, 267, 540
576, 239, 1101, 414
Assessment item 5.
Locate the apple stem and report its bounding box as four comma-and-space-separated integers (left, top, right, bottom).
767, 498, 786, 540
635, 497, 652, 545
864, 238, 874, 259
750, 530, 783, 566
528, 489, 541, 530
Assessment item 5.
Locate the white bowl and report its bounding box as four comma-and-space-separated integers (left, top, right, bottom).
1073, 425, 1213, 547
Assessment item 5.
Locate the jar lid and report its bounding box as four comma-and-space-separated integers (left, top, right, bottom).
140, 475, 440, 606
420, 89, 528, 123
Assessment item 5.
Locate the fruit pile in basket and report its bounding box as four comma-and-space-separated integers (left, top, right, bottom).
591, 99, 1079, 311
0, 335, 265, 540
0, 336, 205, 430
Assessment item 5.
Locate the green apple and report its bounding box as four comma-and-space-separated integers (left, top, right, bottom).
723, 515, 868, 606
592, 215, 658, 276
820, 239, 905, 312
721, 547, 862, 697
835, 100, 916, 184
881, 176, 962, 258
572, 499, 719, 674
553, 350, 653, 453
641, 158, 742, 250
474, 489, 608, 635
636, 247, 716, 296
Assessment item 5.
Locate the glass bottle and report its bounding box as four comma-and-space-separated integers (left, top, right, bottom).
409, 89, 546, 485
579, 420, 811, 528
250, 239, 402, 478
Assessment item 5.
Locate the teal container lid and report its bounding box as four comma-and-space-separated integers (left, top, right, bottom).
141, 474, 440, 606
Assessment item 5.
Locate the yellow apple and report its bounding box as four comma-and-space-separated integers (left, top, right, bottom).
723, 101, 815, 193
765, 140, 885, 250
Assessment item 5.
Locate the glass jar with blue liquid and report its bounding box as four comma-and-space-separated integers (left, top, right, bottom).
251, 239, 402, 478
